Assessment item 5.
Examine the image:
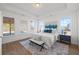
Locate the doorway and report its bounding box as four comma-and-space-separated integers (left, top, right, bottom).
3, 17, 15, 36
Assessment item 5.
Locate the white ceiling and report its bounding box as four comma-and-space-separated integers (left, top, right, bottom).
0, 3, 79, 18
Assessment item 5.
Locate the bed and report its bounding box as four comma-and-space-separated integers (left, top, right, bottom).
31, 33, 57, 49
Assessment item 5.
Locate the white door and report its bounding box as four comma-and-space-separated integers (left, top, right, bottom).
0, 11, 2, 55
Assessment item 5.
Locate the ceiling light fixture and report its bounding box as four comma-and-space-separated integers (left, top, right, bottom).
33, 3, 40, 8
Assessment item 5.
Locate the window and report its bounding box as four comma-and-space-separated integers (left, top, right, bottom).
30, 20, 44, 33
60, 17, 71, 35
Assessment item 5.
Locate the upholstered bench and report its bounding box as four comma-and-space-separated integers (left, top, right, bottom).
29, 39, 45, 51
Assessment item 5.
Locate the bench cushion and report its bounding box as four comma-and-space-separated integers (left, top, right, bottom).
29, 39, 44, 45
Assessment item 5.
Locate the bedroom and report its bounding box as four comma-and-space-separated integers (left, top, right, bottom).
0, 3, 79, 55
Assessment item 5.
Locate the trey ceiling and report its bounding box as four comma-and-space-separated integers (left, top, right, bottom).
0, 3, 79, 18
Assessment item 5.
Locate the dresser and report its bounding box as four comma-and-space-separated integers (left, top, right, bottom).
59, 35, 71, 44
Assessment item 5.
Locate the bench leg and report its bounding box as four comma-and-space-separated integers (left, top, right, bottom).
40, 47, 43, 51
40, 43, 44, 51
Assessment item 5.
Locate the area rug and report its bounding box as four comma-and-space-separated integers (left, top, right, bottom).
19, 40, 69, 55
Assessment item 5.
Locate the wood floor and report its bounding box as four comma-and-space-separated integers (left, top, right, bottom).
2, 40, 79, 55
2, 41, 32, 55
69, 44, 79, 55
